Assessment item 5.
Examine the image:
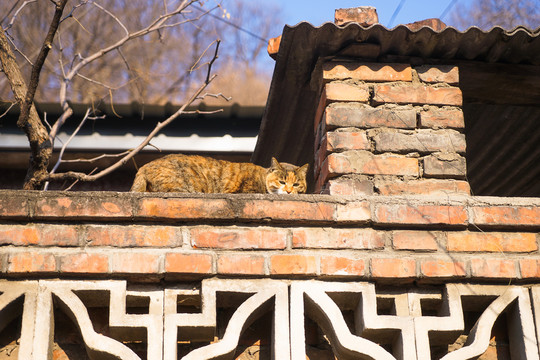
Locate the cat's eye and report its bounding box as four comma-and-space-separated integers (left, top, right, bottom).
293, 183, 299, 187
279, 180, 286, 185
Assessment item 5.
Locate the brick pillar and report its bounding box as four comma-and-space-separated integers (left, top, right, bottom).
314, 62, 470, 196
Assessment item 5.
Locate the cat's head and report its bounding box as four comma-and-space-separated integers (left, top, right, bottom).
266, 157, 309, 194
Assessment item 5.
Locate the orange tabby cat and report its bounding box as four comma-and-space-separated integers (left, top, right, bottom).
130, 154, 308, 194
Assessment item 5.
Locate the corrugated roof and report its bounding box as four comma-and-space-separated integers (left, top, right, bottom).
252, 22, 540, 196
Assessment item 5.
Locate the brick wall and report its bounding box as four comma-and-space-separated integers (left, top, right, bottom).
314, 61, 470, 196
1, 190, 538, 283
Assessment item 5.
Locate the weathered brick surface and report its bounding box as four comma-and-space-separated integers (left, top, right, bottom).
0, 195, 28, 217
325, 82, 370, 103
520, 259, 540, 278
35, 196, 132, 219
334, 201, 371, 223
111, 252, 162, 274
392, 230, 441, 251
270, 254, 317, 275
373, 129, 466, 154
334, 6, 378, 26
371, 258, 416, 278
0, 191, 538, 285
447, 232, 537, 253
327, 176, 374, 195
470, 258, 518, 279
0, 224, 79, 246
241, 199, 335, 222
419, 107, 464, 129
323, 62, 412, 82
420, 259, 466, 277
320, 255, 366, 276
415, 65, 459, 85
191, 227, 287, 249
375, 179, 470, 196
326, 131, 370, 152
374, 204, 468, 226
86, 225, 181, 247
471, 206, 540, 228
165, 253, 213, 274
292, 228, 384, 249
327, 151, 419, 176
59, 253, 109, 273
137, 197, 234, 220
217, 254, 265, 275
373, 84, 463, 106
423, 153, 467, 178
325, 104, 417, 129
7, 252, 57, 273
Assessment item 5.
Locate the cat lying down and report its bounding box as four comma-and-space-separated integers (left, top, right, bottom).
130, 154, 308, 194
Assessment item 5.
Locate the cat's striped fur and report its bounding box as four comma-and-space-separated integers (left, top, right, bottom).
130, 154, 308, 194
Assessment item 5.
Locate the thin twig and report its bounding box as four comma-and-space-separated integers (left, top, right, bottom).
45, 40, 222, 184
43, 107, 92, 190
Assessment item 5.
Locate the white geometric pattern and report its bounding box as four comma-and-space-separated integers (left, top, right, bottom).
0, 280, 539, 359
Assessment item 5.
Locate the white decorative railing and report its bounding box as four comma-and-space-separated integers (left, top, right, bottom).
1, 279, 539, 359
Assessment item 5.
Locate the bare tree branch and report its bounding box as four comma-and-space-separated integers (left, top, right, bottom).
45, 40, 222, 184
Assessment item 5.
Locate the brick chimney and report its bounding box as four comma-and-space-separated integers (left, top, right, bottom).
314, 60, 468, 196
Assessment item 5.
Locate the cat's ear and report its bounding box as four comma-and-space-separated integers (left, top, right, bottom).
297, 163, 309, 177
270, 157, 282, 170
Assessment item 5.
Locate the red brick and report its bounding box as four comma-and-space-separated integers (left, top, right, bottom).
35, 196, 132, 219
320, 255, 366, 276
334, 7, 378, 26
137, 198, 234, 220
334, 201, 371, 223
325, 82, 370, 103
392, 230, 441, 251
419, 107, 464, 129
371, 258, 416, 278
375, 204, 467, 226
416, 65, 459, 85
325, 104, 417, 129
267, 35, 281, 58
190, 227, 287, 249
292, 228, 384, 249
373, 129, 466, 154
470, 258, 517, 279
376, 179, 470, 196
8, 252, 56, 273
326, 131, 370, 152
270, 254, 317, 275
111, 252, 161, 274
423, 153, 466, 178
406, 18, 447, 31
327, 151, 419, 176
0, 196, 28, 217
165, 253, 213, 274
420, 259, 466, 277
241, 200, 334, 222
447, 232, 537, 253
323, 62, 412, 82
327, 177, 374, 195
471, 206, 540, 228
217, 254, 265, 275
59, 253, 108, 273
86, 225, 180, 247
0, 224, 79, 246
373, 84, 462, 106
519, 259, 540, 278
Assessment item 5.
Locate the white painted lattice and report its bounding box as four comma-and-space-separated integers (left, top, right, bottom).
0, 279, 539, 359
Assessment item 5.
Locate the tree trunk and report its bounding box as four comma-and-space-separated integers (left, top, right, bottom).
0, 27, 52, 189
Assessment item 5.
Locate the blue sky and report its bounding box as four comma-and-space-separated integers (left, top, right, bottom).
272, 0, 458, 28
